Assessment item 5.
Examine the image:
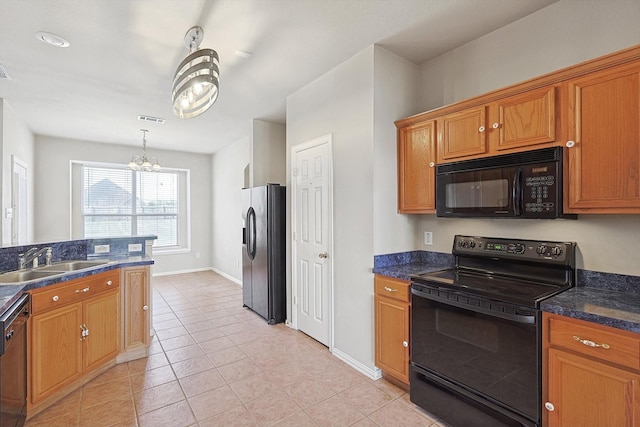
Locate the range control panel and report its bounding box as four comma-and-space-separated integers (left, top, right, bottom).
453, 235, 575, 263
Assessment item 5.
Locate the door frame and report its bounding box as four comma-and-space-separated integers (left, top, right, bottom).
290, 134, 334, 350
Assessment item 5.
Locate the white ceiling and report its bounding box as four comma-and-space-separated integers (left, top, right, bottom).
0, 0, 557, 154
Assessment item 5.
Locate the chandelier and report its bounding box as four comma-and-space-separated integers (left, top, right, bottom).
172, 26, 219, 119
128, 129, 161, 172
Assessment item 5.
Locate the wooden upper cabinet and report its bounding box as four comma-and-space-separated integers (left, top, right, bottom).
491, 86, 557, 151
397, 120, 436, 213
437, 106, 487, 162
565, 62, 640, 212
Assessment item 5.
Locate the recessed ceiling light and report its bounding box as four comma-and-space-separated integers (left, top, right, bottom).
234, 50, 252, 59
35, 31, 70, 48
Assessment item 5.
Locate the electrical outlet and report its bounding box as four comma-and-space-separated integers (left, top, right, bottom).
128, 243, 142, 252
195, 252, 201, 259
94, 244, 110, 254
424, 231, 433, 246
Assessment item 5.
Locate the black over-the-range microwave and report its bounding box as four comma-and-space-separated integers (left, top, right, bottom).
436, 146, 576, 219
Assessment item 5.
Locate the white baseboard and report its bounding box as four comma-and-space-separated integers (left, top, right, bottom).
211, 268, 242, 285
152, 267, 213, 277
332, 347, 382, 380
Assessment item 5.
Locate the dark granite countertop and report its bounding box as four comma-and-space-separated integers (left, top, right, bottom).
541, 287, 640, 334
372, 250, 454, 281
0, 255, 154, 315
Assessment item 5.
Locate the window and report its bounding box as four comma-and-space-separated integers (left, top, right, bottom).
76, 163, 190, 252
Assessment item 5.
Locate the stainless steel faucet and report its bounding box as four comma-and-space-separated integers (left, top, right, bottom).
18, 247, 52, 270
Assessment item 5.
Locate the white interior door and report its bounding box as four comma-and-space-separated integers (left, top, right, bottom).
292, 135, 332, 347
11, 156, 28, 245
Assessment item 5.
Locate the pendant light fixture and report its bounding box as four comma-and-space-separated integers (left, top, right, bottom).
172, 26, 219, 119
128, 129, 161, 172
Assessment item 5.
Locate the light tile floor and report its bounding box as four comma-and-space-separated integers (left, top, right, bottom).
25, 271, 447, 427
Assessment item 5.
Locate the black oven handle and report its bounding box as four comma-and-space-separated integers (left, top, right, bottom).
411, 286, 536, 324
513, 168, 522, 216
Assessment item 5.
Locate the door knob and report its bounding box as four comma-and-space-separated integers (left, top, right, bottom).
318, 252, 329, 259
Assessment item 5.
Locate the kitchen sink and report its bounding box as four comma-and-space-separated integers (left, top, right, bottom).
0, 270, 62, 283
38, 260, 110, 272
0, 260, 112, 284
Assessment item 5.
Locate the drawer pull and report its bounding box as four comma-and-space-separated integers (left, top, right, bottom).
106, 280, 112, 286
52, 295, 59, 302
384, 287, 398, 293
75, 287, 91, 293
573, 335, 610, 349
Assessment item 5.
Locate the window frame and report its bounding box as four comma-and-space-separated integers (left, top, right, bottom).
72, 161, 191, 254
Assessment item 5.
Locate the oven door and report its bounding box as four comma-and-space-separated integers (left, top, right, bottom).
410, 284, 540, 427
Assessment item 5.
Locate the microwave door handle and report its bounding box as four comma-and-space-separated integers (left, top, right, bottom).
513, 169, 522, 216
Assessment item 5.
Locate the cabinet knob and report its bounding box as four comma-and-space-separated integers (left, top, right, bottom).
478, 126, 486, 133
492, 122, 500, 129
143, 305, 149, 311
429, 162, 435, 168
545, 402, 555, 412
52, 295, 59, 302
106, 280, 112, 286
566, 140, 576, 148
402, 341, 408, 348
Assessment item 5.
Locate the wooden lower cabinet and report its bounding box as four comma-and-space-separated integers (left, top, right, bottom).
543, 313, 640, 427
374, 275, 410, 385
121, 266, 151, 355
28, 270, 120, 410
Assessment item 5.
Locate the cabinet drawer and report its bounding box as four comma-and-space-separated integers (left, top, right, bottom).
548, 315, 640, 371
31, 270, 120, 314
374, 275, 410, 303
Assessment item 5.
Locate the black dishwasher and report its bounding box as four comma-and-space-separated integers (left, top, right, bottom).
0, 294, 30, 427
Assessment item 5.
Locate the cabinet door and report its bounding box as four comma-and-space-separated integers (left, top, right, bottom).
566, 62, 640, 212
30, 303, 83, 404
374, 295, 410, 383
437, 106, 487, 162
398, 120, 436, 213
547, 348, 640, 427
83, 289, 120, 372
122, 266, 150, 351
492, 86, 556, 151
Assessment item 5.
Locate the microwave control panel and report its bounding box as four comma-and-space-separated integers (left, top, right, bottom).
522, 163, 558, 215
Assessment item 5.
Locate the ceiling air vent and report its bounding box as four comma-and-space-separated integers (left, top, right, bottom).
137, 115, 166, 124
0, 64, 11, 80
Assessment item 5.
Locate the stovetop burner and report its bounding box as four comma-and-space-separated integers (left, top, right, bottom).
411, 235, 576, 308
412, 268, 571, 307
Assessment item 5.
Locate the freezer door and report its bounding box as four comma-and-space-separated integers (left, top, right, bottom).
241, 188, 253, 309
249, 186, 269, 319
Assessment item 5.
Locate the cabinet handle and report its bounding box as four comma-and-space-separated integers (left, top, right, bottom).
402, 341, 408, 348
52, 295, 59, 302
384, 287, 398, 293
545, 402, 555, 412
80, 324, 88, 341
478, 126, 486, 133
143, 305, 149, 311
429, 162, 435, 168
573, 335, 610, 349
566, 140, 576, 148
106, 280, 112, 286
492, 122, 500, 129
75, 287, 90, 293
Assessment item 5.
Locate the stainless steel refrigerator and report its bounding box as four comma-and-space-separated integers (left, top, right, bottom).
241, 184, 286, 324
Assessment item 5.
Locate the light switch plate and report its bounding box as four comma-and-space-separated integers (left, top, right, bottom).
94, 244, 110, 254
424, 232, 433, 246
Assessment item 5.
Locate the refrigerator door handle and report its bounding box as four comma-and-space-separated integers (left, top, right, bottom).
247, 207, 257, 260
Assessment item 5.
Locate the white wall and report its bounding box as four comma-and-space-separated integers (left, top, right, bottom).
1, 100, 35, 245
33, 135, 213, 275
287, 46, 376, 372
410, 0, 640, 276
211, 136, 249, 282
372, 47, 421, 255
251, 119, 286, 187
